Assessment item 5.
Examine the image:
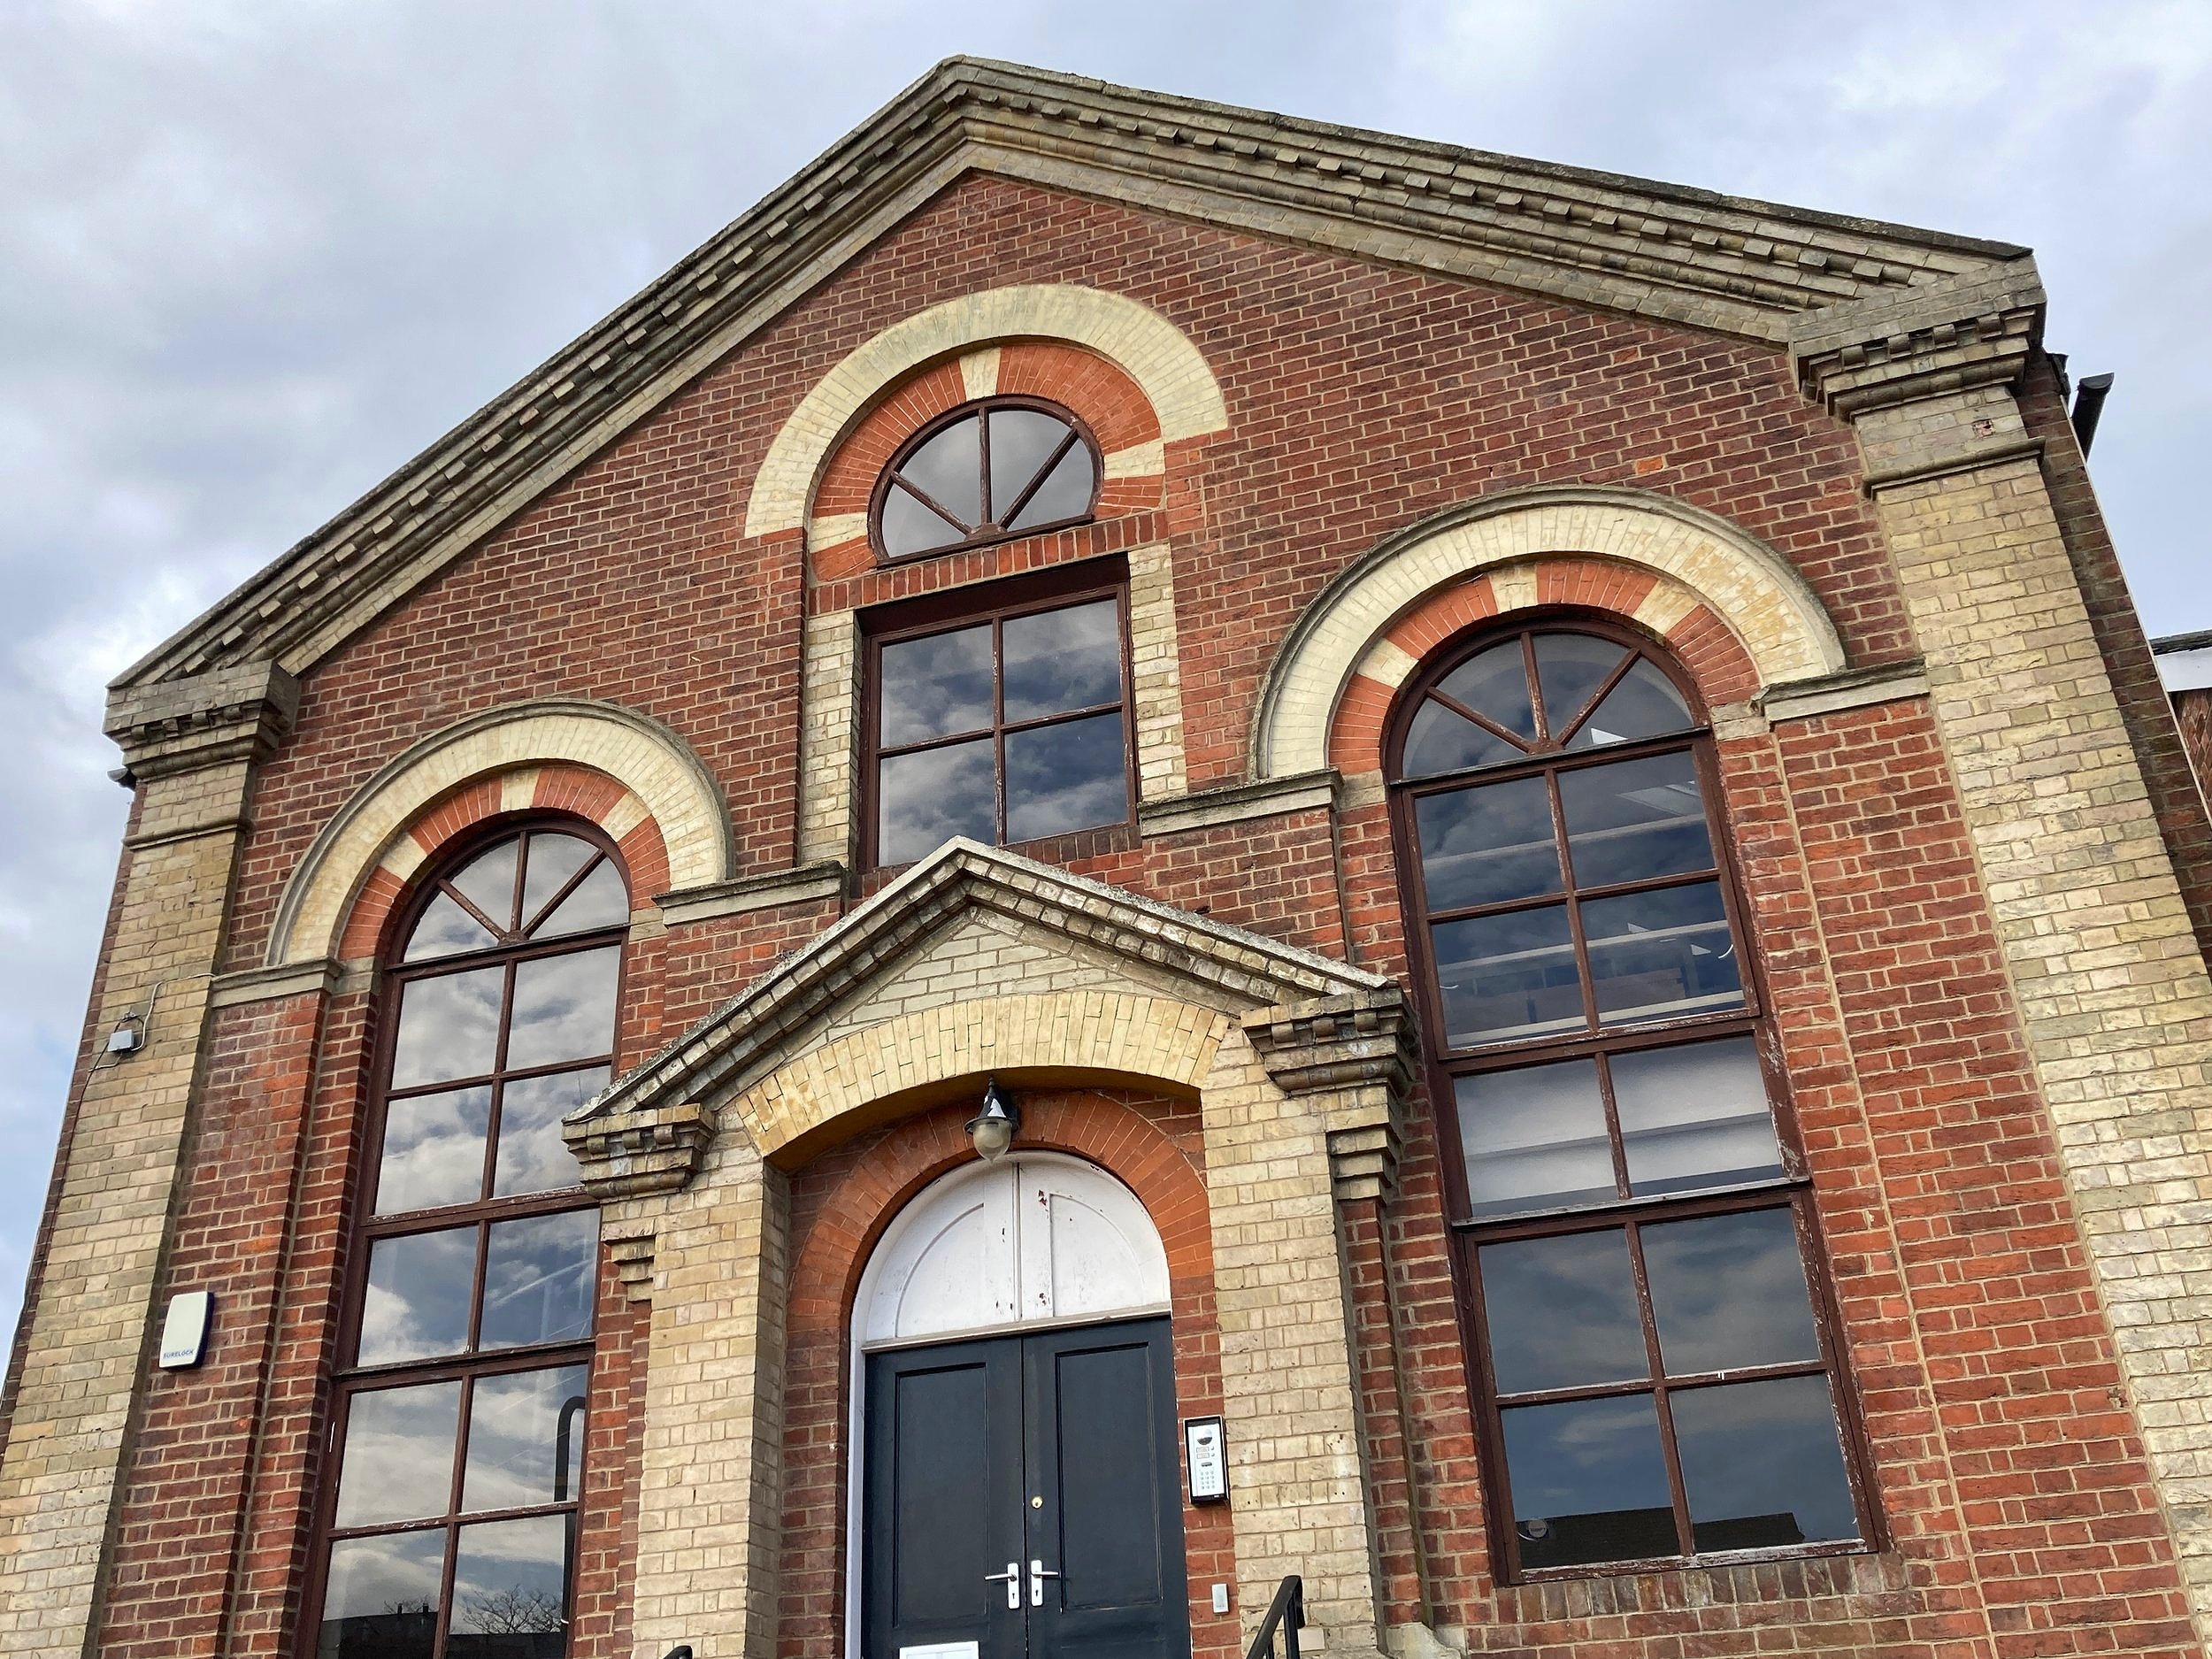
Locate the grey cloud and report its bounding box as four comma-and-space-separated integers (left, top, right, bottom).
3, 0, 2205, 1340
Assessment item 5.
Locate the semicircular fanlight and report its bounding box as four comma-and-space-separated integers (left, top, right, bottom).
1396, 629, 1695, 780
402, 829, 629, 964
875, 400, 1101, 560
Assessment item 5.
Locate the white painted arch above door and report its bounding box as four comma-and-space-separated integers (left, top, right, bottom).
856, 1153, 1171, 1347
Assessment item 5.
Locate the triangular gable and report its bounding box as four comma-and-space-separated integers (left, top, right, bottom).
111, 57, 2032, 700
564, 837, 1410, 1186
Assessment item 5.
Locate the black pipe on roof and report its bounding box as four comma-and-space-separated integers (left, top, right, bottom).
2072, 372, 2115, 456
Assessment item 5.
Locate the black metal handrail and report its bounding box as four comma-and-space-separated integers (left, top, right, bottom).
1244, 1574, 1304, 1659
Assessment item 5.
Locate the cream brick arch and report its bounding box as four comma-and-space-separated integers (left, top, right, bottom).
736, 991, 1227, 1161
1251, 485, 1848, 778
267, 696, 733, 967
742, 283, 1229, 538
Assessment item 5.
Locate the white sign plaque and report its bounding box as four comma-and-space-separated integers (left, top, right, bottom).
901, 1644, 979, 1659
1184, 1414, 1226, 1503
157, 1290, 212, 1370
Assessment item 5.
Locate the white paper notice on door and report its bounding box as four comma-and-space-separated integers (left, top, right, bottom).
901, 1645, 979, 1659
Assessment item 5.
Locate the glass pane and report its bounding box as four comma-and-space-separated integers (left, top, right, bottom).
449, 839, 520, 934
334, 1380, 463, 1527
1414, 776, 1562, 912
1007, 441, 1097, 531
1501, 1394, 1677, 1570
480, 1210, 597, 1351
1567, 658, 1694, 749
319, 1529, 445, 1659
1558, 751, 1714, 887
1400, 699, 1520, 778
1612, 1037, 1783, 1196
1455, 1061, 1617, 1217
879, 736, 995, 864
375, 1086, 492, 1215
447, 1514, 572, 1657
1642, 1208, 1820, 1374
359, 1225, 477, 1367
505, 947, 620, 1071
534, 860, 627, 940
1431, 905, 1584, 1047
987, 407, 1070, 519
404, 890, 496, 963
879, 624, 994, 748
518, 835, 595, 928
1672, 1376, 1860, 1552
389, 966, 504, 1090
879, 481, 966, 559
1435, 641, 1536, 740
895, 415, 983, 528
462, 1364, 591, 1514
493, 1069, 603, 1199
1004, 712, 1128, 843
1479, 1229, 1647, 1394
1533, 634, 1629, 739
1002, 598, 1120, 721
1582, 881, 1743, 1026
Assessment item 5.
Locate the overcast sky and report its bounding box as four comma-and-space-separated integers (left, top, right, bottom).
4, 0, 2208, 1339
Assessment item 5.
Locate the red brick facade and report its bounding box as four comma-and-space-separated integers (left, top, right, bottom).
15, 70, 2212, 1659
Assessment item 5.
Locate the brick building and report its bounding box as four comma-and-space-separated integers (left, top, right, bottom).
8, 57, 2212, 1659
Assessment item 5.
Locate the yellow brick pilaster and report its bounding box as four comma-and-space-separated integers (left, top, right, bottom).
1798, 273, 2212, 1633
0, 662, 295, 1657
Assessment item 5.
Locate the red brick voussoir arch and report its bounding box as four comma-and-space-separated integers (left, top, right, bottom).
1326, 556, 1763, 774
776, 1087, 1239, 1659
335, 762, 671, 960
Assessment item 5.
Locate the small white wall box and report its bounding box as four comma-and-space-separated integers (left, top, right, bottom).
157, 1290, 213, 1370
1184, 1415, 1226, 1503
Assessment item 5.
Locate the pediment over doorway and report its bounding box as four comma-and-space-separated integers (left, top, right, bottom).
565, 837, 1412, 1190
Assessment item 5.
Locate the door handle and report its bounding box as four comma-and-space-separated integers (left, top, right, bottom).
1030, 1559, 1061, 1607
985, 1562, 1020, 1609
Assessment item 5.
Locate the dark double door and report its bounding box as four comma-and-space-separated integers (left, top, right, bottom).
863, 1317, 1188, 1659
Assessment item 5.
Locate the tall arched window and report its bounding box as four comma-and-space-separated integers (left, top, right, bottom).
309, 822, 628, 1659
1389, 620, 1869, 1579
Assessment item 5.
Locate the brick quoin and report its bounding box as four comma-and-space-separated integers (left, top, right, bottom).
18, 110, 2208, 1659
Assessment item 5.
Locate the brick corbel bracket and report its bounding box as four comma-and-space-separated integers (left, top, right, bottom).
1241, 992, 1417, 1201
104, 659, 301, 786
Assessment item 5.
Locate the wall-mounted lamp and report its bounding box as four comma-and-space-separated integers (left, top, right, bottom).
965, 1077, 1020, 1163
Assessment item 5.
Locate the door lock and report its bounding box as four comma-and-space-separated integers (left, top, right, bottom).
1030, 1559, 1061, 1607
985, 1562, 1021, 1610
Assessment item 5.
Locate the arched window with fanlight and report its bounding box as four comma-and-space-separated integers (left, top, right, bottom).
307, 822, 630, 1659
871, 396, 1102, 562
1388, 619, 1871, 1580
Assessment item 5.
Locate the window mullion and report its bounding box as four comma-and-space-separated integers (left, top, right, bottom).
1520, 631, 1549, 748
993, 615, 1010, 845
1547, 770, 1600, 1039
1623, 1221, 1697, 1559
432, 1518, 462, 1659
978, 404, 994, 528
1593, 1051, 1632, 1203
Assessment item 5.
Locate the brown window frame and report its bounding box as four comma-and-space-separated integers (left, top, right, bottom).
300, 818, 627, 1659
1386, 613, 1878, 1583
867, 395, 1103, 565
860, 558, 1137, 871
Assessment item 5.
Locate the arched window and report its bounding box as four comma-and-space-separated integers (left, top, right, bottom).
1389, 621, 1869, 1579
871, 397, 1102, 562
309, 823, 628, 1659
